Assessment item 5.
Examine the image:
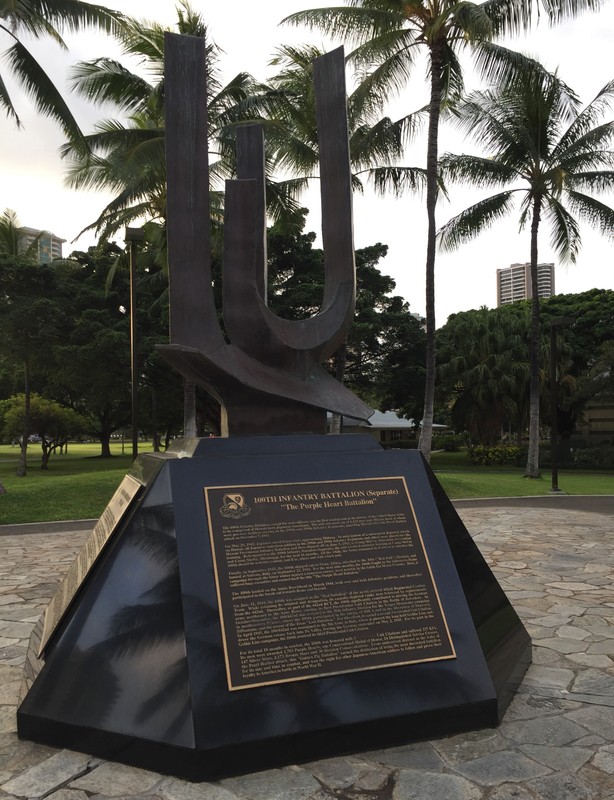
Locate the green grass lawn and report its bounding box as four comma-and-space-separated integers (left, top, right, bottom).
0, 442, 611, 525
0, 442, 155, 524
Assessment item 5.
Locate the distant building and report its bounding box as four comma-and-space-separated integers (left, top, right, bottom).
19, 226, 65, 264
496, 262, 555, 306
329, 410, 450, 447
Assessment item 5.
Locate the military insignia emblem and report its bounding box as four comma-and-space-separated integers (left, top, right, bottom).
219, 493, 251, 519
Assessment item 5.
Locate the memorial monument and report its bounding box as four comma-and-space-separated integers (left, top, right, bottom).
17, 33, 531, 781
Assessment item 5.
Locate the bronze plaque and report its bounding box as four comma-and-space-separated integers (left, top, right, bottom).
204, 476, 455, 690
38, 474, 142, 656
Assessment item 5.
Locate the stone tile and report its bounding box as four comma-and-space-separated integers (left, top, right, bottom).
566, 653, 613, 669
526, 772, 596, 800
521, 666, 575, 691
47, 790, 90, 800
501, 716, 587, 746
518, 744, 592, 771
1, 749, 93, 797
571, 670, 614, 697
221, 766, 320, 800
538, 638, 588, 654
69, 763, 163, 795
433, 729, 509, 765
593, 744, 614, 774
359, 742, 444, 771
0, 679, 20, 704
311, 759, 394, 794
158, 777, 244, 800
566, 704, 614, 740
453, 750, 551, 786
0, 706, 16, 734
393, 770, 483, 800
486, 784, 538, 800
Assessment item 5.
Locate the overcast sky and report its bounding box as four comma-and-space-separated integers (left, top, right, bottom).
2, 0, 614, 323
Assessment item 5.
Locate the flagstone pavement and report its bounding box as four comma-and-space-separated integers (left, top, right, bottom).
0, 496, 613, 800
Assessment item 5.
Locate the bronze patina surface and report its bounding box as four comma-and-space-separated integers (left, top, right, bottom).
160, 33, 372, 435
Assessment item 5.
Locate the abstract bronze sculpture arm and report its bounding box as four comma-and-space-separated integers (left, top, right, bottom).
159, 32, 373, 436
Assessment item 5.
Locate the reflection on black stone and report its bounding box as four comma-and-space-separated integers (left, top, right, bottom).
23, 503, 194, 748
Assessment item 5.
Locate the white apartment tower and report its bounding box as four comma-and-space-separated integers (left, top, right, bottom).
496, 262, 555, 306
19, 226, 65, 264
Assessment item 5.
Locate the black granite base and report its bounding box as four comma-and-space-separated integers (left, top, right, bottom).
18, 434, 531, 780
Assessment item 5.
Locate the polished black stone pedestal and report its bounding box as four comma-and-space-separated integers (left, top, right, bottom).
18, 435, 531, 781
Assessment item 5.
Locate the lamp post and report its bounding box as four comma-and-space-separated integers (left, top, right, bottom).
549, 316, 576, 493
125, 227, 145, 461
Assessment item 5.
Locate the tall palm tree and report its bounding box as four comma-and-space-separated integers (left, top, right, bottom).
0, 0, 123, 143
262, 43, 426, 201
438, 66, 614, 476
61, 2, 255, 241
283, 0, 606, 461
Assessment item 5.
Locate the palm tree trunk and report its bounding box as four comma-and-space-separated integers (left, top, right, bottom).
418, 42, 444, 463
184, 380, 197, 438
330, 338, 348, 434
525, 196, 542, 478
16, 359, 31, 477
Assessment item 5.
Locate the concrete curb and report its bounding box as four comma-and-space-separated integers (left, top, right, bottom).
0, 518, 96, 536
1, 495, 611, 536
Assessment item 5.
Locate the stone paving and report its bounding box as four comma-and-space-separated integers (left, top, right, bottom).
0, 498, 613, 799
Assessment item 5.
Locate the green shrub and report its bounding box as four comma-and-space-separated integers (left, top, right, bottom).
469, 445, 524, 466
570, 446, 614, 469
432, 433, 465, 452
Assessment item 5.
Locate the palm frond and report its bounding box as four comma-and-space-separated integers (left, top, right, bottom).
281, 7, 407, 45
4, 39, 85, 144
565, 168, 614, 193
482, 0, 605, 38
439, 153, 517, 186
0, 71, 20, 126
368, 165, 428, 197
21, 0, 125, 35
565, 190, 614, 242
542, 196, 582, 263
437, 191, 517, 251
555, 121, 614, 167
68, 59, 153, 112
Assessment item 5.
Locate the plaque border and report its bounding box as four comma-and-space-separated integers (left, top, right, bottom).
204, 476, 456, 691
38, 473, 142, 656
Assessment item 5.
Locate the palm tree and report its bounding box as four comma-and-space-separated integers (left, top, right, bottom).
0, 0, 123, 143
257, 43, 427, 432
283, 0, 607, 461
438, 66, 614, 476
61, 2, 255, 241
262, 43, 426, 202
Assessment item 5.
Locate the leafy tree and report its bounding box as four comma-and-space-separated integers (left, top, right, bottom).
436, 305, 530, 444
438, 67, 614, 475
0, 393, 86, 469
0, 0, 123, 142
541, 289, 614, 444
283, 0, 607, 462
267, 213, 425, 413
0, 207, 40, 259
47, 244, 133, 457
0, 253, 59, 475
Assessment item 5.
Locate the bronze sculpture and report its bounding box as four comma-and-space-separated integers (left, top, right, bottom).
159, 33, 373, 436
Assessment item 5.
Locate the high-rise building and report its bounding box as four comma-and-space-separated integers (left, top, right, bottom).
496, 262, 555, 306
19, 227, 65, 264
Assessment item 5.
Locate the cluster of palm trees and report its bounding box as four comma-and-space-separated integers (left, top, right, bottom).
3, 0, 613, 478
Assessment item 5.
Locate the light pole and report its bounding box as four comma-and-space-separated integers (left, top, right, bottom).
125, 227, 145, 461
549, 315, 576, 493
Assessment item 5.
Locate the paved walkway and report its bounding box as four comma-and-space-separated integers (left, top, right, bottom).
0, 498, 613, 800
